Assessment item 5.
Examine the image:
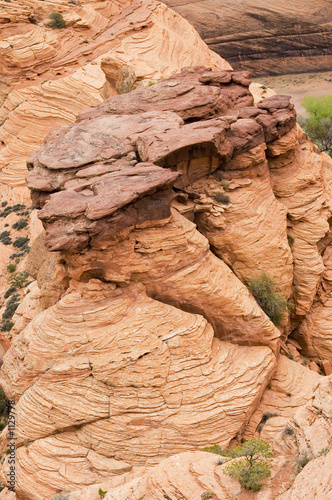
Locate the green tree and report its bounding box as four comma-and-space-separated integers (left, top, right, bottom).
300, 95, 332, 156
223, 439, 272, 492
248, 273, 287, 326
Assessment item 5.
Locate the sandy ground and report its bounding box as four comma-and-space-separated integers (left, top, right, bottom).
253, 71, 332, 117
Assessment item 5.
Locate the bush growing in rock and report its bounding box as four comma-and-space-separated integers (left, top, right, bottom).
214, 192, 230, 204
49, 12, 66, 29
248, 273, 288, 326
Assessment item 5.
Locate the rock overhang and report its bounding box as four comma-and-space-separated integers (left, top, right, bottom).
26, 67, 297, 252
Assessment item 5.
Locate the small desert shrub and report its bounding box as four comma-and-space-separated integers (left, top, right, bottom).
12, 219, 28, 231
13, 236, 29, 249
9, 271, 29, 289
2, 294, 20, 321
287, 233, 294, 246
203, 444, 231, 457
248, 273, 288, 326
201, 492, 214, 499
98, 489, 107, 499
223, 439, 272, 492
49, 12, 66, 29
220, 179, 230, 189
319, 448, 330, 456
283, 426, 295, 436
6, 263, 16, 273
1, 320, 14, 332
214, 192, 230, 204
1, 202, 7, 207
0, 231, 12, 245
296, 453, 311, 472
4, 287, 16, 299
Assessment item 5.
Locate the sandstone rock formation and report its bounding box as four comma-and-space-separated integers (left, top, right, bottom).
0, 280, 275, 498
274, 375, 332, 460
279, 450, 332, 500
0, 0, 228, 191
165, 0, 332, 76
1, 2, 332, 499
1, 62, 331, 497
67, 451, 243, 500
244, 356, 321, 443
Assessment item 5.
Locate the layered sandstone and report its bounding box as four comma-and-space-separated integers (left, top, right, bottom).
164, 0, 332, 76
0, 280, 275, 498
244, 356, 321, 443
0, 0, 228, 191
0, 3, 332, 497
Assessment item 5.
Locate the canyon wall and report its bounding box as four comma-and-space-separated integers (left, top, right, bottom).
164, 0, 332, 76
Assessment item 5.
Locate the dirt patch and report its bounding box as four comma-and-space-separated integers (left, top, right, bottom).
253, 71, 332, 116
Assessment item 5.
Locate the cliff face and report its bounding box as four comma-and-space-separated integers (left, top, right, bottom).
1, 2, 332, 499
164, 0, 332, 76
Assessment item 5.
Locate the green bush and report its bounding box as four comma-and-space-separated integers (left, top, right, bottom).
9, 271, 29, 289
12, 219, 28, 231
1, 320, 14, 332
248, 273, 288, 326
2, 294, 20, 320
98, 489, 107, 499
223, 439, 272, 492
4, 287, 16, 299
6, 264, 16, 273
201, 492, 214, 499
0, 231, 12, 245
214, 192, 230, 204
299, 95, 332, 156
49, 12, 66, 29
13, 236, 29, 249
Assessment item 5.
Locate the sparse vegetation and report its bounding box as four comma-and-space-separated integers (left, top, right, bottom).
6, 263, 16, 273
295, 453, 311, 472
9, 271, 29, 289
201, 492, 214, 499
12, 218, 28, 231
98, 488, 107, 499
223, 439, 273, 492
214, 192, 230, 204
49, 12, 66, 29
283, 426, 295, 436
220, 179, 230, 189
248, 273, 288, 326
319, 448, 330, 456
287, 233, 294, 246
0, 387, 9, 432
2, 294, 20, 320
0, 231, 12, 245
1, 320, 14, 332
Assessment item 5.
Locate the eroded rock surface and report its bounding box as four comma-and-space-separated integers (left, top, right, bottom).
164, 0, 332, 76
0, 281, 275, 498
